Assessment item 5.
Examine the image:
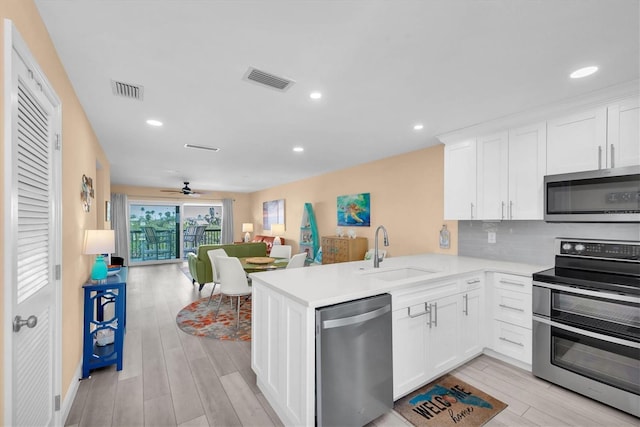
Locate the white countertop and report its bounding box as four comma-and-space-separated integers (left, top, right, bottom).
249, 253, 548, 308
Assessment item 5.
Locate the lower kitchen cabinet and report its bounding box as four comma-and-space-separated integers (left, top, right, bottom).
491, 320, 532, 364
392, 275, 484, 399
489, 272, 533, 365
460, 288, 483, 359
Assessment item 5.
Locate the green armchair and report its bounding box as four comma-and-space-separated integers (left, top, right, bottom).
187, 242, 268, 291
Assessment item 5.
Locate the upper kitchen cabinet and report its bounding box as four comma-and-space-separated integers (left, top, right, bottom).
475, 123, 546, 220
507, 123, 547, 219
477, 132, 508, 220
546, 106, 607, 175
607, 97, 640, 169
444, 139, 477, 220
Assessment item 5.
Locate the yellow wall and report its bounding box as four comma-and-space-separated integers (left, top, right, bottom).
1, 0, 111, 419
249, 145, 457, 257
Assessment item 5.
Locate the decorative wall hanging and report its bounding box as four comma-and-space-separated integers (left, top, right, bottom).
263, 199, 285, 231
81, 174, 94, 212
337, 193, 370, 226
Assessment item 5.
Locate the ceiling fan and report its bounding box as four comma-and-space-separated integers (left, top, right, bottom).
160, 182, 203, 197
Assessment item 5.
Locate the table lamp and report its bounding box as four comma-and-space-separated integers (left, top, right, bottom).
242, 223, 254, 243
271, 223, 285, 245
84, 229, 115, 280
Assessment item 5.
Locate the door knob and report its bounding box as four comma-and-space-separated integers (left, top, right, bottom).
13, 315, 37, 332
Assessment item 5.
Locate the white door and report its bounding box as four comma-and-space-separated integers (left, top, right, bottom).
607, 97, 640, 168
443, 139, 477, 220
476, 131, 508, 220
4, 21, 62, 427
508, 122, 546, 220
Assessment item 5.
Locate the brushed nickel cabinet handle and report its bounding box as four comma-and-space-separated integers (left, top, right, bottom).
499, 303, 525, 312
610, 144, 615, 168
598, 146, 602, 169
499, 336, 524, 347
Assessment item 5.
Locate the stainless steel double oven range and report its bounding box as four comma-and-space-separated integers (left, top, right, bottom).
532, 238, 639, 417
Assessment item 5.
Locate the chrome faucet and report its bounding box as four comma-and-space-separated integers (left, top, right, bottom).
374, 225, 389, 268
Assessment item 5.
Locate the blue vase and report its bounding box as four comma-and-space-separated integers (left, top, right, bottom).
91, 255, 108, 280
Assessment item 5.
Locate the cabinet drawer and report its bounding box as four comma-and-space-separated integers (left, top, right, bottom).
493, 287, 532, 328
491, 320, 532, 365
493, 272, 531, 293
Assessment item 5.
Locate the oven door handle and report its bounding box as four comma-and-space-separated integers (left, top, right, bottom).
533, 281, 640, 304
533, 315, 640, 349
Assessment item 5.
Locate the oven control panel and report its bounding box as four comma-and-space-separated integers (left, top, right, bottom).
557, 239, 639, 260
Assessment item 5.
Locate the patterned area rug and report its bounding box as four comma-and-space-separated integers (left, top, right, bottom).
176, 296, 251, 341
394, 374, 507, 427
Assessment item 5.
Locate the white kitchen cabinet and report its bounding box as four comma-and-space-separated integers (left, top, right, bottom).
252, 283, 314, 426
392, 274, 484, 399
476, 124, 546, 220
444, 139, 477, 220
546, 106, 608, 174
607, 97, 640, 168
476, 132, 508, 220
489, 273, 533, 365
460, 288, 484, 359
507, 123, 547, 219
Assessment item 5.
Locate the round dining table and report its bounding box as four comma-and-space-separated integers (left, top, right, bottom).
240, 256, 288, 273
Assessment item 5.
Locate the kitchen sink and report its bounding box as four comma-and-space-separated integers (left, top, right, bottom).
363, 267, 437, 282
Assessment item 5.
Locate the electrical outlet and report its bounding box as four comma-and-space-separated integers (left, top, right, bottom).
488, 232, 496, 244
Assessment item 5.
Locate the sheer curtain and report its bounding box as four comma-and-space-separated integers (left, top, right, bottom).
221, 198, 234, 244
111, 193, 130, 265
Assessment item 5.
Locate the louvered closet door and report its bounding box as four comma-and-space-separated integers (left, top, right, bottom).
7, 24, 61, 427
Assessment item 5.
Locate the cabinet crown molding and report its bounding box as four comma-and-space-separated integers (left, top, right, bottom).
438, 79, 639, 145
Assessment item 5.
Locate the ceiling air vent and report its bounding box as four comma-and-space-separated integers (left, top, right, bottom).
243, 67, 295, 92
111, 80, 144, 100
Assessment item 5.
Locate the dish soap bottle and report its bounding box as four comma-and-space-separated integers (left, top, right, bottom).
439, 224, 450, 249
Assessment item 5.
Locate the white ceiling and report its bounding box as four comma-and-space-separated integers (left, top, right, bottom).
34, 0, 639, 193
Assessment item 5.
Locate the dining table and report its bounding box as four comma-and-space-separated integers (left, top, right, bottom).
240, 256, 289, 273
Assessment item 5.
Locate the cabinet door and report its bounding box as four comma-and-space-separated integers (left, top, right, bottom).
426, 293, 460, 374
508, 122, 546, 219
460, 289, 483, 359
392, 304, 429, 399
321, 237, 334, 264
477, 132, 508, 220
607, 97, 640, 168
547, 107, 607, 174
444, 139, 477, 219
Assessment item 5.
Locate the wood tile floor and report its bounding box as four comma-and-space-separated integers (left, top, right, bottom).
65, 263, 638, 427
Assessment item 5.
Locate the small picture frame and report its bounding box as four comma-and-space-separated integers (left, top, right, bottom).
105, 201, 111, 222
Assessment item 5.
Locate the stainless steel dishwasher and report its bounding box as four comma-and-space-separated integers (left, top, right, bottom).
315, 293, 393, 426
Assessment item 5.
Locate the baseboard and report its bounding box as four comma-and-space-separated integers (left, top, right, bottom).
60, 359, 82, 425
482, 348, 532, 372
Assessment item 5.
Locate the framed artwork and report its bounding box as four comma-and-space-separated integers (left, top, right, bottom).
337, 193, 370, 226
105, 201, 111, 221
263, 199, 285, 230
81, 174, 93, 212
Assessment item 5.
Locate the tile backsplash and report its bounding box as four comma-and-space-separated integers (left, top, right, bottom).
458, 220, 640, 267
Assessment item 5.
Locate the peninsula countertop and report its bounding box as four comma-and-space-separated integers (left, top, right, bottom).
249, 253, 547, 308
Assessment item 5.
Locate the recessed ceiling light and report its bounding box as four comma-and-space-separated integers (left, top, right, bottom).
413, 124, 424, 130
146, 119, 163, 126
310, 92, 322, 100
570, 66, 598, 79
293, 146, 304, 152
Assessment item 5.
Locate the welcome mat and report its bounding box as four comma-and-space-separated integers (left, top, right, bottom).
176, 296, 251, 341
394, 374, 507, 427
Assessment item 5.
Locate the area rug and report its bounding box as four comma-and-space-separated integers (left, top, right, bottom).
176, 296, 251, 341
394, 374, 507, 427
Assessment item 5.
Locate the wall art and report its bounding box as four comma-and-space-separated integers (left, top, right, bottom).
337, 193, 370, 226
81, 174, 94, 212
263, 199, 285, 231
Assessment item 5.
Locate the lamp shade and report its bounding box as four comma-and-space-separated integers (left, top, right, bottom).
84, 230, 115, 281
271, 223, 285, 235
83, 230, 116, 254
242, 223, 254, 233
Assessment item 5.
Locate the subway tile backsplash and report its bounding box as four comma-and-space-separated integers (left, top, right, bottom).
458, 220, 640, 267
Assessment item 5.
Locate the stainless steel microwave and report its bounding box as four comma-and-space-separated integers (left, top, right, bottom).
544, 165, 640, 222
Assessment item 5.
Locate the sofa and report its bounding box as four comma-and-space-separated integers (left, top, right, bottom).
187, 242, 268, 291
251, 235, 284, 254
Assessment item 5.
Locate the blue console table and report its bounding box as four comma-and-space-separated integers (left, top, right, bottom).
82, 267, 127, 378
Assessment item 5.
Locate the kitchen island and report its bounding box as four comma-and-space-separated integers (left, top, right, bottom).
250, 253, 544, 426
